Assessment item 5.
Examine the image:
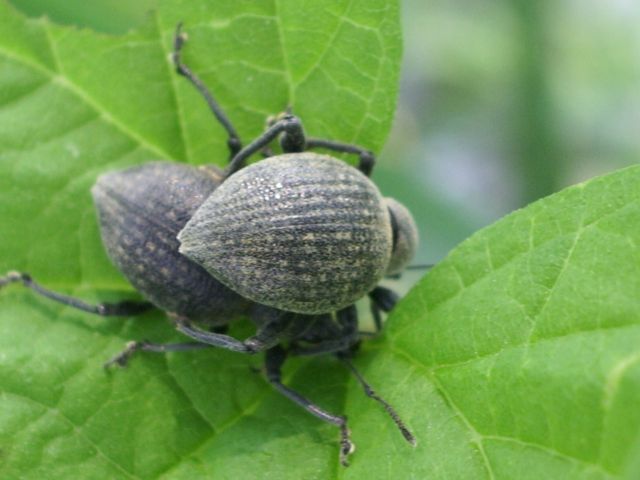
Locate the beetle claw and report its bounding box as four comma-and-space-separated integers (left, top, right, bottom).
104, 340, 140, 369
339, 424, 355, 467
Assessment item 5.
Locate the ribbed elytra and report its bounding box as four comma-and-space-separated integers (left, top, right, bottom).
178, 153, 393, 314
92, 162, 250, 323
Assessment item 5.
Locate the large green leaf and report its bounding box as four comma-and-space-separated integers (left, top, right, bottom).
0, 0, 404, 478
0, 0, 401, 287
359, 164, 639, 479
2, 1, 640, 479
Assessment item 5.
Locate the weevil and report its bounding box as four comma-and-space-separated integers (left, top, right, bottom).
1, 23, 419, 465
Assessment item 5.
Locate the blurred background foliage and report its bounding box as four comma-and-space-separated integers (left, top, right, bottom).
9, 0, 640, 271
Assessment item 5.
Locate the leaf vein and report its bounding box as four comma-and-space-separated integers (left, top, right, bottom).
0, 46, 172, 161
1, 390, 141, 479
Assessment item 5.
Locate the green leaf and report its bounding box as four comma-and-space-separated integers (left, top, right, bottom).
0, 0, 404, 478
0, 0, 401, 287
356, 164, 639, 479
2, 1, 640, 480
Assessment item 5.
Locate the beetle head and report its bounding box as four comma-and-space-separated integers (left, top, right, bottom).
384, 198, 419, 276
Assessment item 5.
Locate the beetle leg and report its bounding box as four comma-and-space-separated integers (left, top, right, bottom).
305, 138, 376, 176
225, 114, 305, 177
290, 337, 354, 357
264, 345, 354, 467
104, 340, 211, 368
290, 305, 359, 356
242, 316, 299, 351
0, 271, 153, 317
171, 313, 294, 354
367, 286, 399, 333
368, 285, 399, 312
172, 23, 242, 159
337, 353, 416, 446
370, 302, 384, 333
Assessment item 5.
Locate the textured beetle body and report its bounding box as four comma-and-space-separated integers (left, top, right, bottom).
92, 162, 250, 324
178, 153, 393, 314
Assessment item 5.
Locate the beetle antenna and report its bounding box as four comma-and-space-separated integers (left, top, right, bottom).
338, 355, 416, 446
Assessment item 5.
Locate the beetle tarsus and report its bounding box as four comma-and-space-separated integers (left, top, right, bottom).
0, 270, 25, 288
339, 423, 355, 467
104, 340, 140, 369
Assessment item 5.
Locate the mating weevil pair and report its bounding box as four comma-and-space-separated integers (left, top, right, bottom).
0, 24, 419, 466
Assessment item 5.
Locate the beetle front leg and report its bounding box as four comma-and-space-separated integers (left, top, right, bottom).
0, 271, 153, 317
264, 345, 354, 467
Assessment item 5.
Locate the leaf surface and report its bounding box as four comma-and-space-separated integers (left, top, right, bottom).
356, 164, 640, 479
0, 1, 403, 478
2, 1, 640, 479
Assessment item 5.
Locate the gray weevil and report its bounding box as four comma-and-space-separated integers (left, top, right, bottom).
92, 161, 251, 325
179, 152, 419, 314
0, 23, 418, 466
